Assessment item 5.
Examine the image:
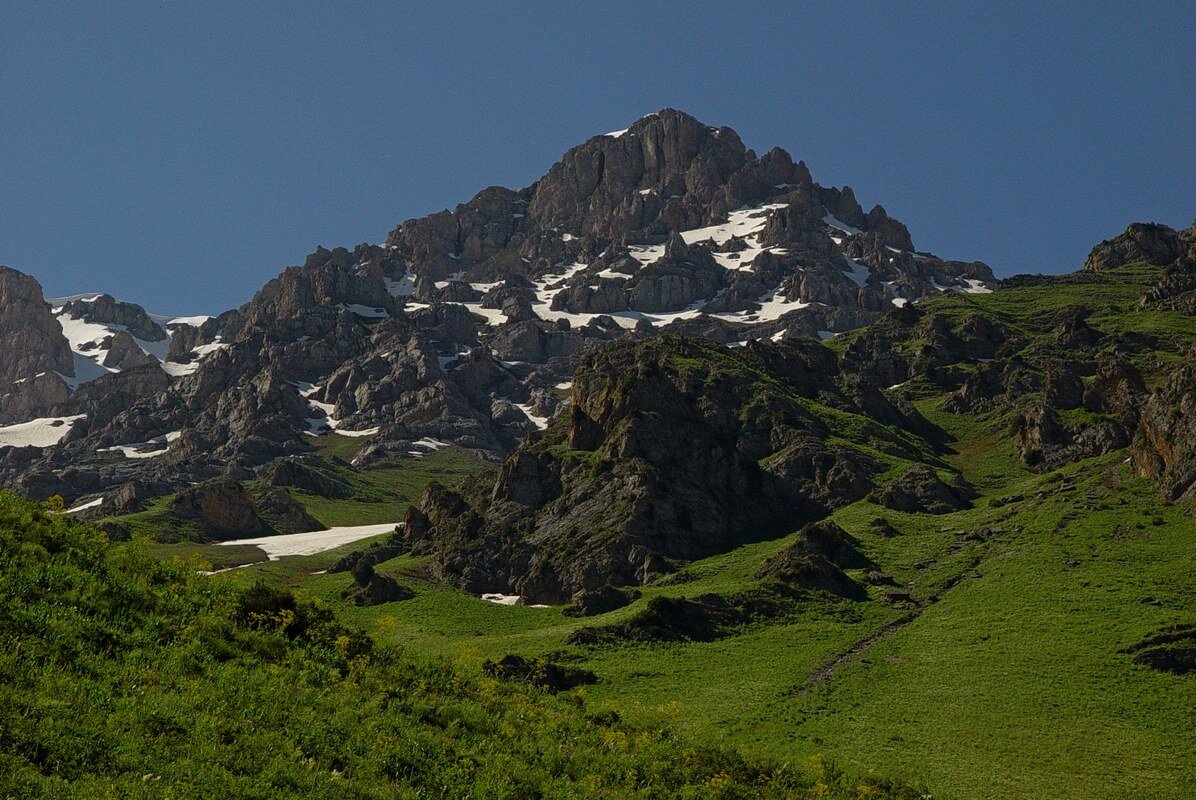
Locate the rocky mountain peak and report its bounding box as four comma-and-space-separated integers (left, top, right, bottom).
0, 266, 74, 384
1084, 221, 1184, 271
58, 293, 167, 342
0, 110, 1002, 507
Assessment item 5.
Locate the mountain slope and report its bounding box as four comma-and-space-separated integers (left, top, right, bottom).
1, 108, 995, 514
0, 490, 932, 799
330, 255, 1194, 800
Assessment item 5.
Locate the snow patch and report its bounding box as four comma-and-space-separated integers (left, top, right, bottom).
386, 271, 417, 297
823, 214, 862, 235
66, 497, 104, 514
167, 315, 211, 328
98, 430, 181, 459
342, 303, 389, 318
218, 523, 401, 560
515, 403, 549, 430
0, 415, 85, 449
961, 278, 993, 294
482, 593, 524, 606
840, 256, 872, 287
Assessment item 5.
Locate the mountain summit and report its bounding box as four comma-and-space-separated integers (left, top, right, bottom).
4, 109, 996, 504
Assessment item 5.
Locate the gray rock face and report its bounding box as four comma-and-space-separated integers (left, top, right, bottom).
0, 267, 74, 423
1133, 347, 1196, 504
168, 476, 265, 539
254, 486, 325, 534
405, 335, 945, 603
101, 331, 161, 370
59, 294, 166, 342
1139, 220, 1196, 313
0, 109, 1001, 508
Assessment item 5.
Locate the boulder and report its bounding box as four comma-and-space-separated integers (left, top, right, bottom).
871, 465, 974, 514
253, 486, 324, 533
168, 476, 266, 539
564, 585, 641, 617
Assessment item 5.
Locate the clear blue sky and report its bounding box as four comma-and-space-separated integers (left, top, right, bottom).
3, 2, 1193, 314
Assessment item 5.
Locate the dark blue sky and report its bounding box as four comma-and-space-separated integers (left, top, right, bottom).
3, 2, 1193, 314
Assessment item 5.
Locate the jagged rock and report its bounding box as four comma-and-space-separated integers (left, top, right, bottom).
1015, 405, 1131, 471
407, 335, 927, 602
59, 294, 167, 342
0, 372, 70, 426
0, 267, 73, 424
344, 572, 414, 606
168, 475, 265, 539
259, 456, 354, 499
872, 465, 974, 514
754, 520, 868, 599
1133, 348, 1196, 503
253, 486, 324, 533
100, 330, 160, 370
1084, 223, 1183, 271
1045, 364, 1085, 409
1052, 309, 1103, 349
756, 551, 865, 600
779, 520, 870, 569
1140, 227, 1196, 312
107, 480, 148, 515
0, 112, 1157, 520
1083, 358, 1147, 423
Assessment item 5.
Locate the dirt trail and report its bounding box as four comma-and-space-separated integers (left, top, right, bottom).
801, 542, 991, 693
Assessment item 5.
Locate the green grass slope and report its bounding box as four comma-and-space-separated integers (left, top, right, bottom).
0, 491, 933, 799
133, 262, 1196, 799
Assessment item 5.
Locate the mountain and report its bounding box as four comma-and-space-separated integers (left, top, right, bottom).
405, 241, 1196, 604
0, 108, 994, 508
1, 109, 1194, 799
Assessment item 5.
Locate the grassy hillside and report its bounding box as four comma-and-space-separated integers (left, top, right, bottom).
0, 491, 932, 799
130, 262, 1196, 799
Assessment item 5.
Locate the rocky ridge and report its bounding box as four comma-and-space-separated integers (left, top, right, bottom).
403, 334, 952, 603
0, 109, 998, 509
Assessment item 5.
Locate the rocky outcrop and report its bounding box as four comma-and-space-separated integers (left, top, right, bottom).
259, 456, 354, 499
168, 476, 266, 539
1140, 221, 1196, 313
1132, 348, 1196, 503
100, 331, 161, 370
1120, 623, 1196, 674
564, 585, 642, 617
59, 294, 166, 342
481, 654, 597, 692
329, 541, 407, 574
755, 521, 869, 599
253, 486, 324, 533
406, 335, 942, 602
344, 573, 414, 607
1014, 405, 1132, 471
565, 586, 817, 646
0, 267, 73, 424
871, 465, 974, 514
1084, 223, 1183, 271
